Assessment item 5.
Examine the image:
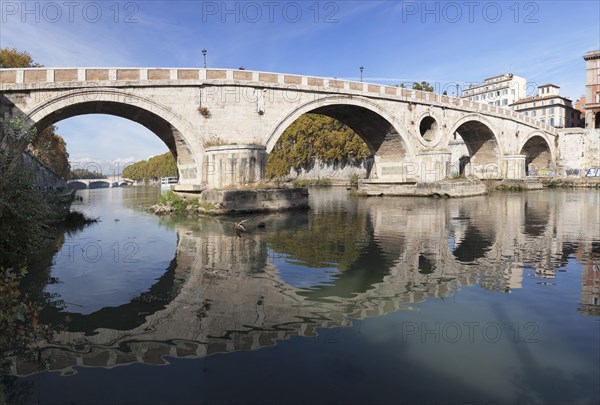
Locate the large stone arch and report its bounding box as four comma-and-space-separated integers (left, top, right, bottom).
519, 132, 555, 175
447, 114, 503, 179
23, 89, 201, 182
266, 96, 417, 161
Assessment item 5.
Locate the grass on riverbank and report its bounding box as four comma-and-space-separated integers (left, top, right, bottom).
292, 178, 332, 187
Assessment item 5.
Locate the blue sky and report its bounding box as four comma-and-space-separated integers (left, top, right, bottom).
1, 0, 599, 172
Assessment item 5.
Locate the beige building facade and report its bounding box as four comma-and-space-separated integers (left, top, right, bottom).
462, 73, 527, 108
510, 84, 581, 128
583, 50, 600, 129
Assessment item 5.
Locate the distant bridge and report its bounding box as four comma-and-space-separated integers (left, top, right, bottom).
1, 67, 557, 190
67, 175, 133, 189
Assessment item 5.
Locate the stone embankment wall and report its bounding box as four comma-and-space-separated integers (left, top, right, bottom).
20, 150, 67, 189
556, 128, 600, 177
284, 159, 373, 181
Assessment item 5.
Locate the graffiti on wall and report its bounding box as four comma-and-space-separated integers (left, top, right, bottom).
528, 166, 554, 177
585, 168, 600, 178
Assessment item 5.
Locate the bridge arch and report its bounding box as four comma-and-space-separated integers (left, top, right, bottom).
519, 132, 554, 174
266, 96, 416, 161
24, 89, 200, 176
448, 114, 503, 178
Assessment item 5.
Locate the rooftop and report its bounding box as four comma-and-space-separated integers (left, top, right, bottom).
583, 50, 600, 60
510, 94, 573, 106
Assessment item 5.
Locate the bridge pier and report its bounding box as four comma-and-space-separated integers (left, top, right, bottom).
416, 152, 451, 182
203, 144, 267, 189
502, 155, 527, 180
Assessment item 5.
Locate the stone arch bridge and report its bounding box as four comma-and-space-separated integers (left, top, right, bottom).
67, 175, 133, 189
0, 67, 557, 190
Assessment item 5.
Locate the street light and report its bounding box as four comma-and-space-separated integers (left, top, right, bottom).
202, 49, 207, 68
360, 66, 364, 82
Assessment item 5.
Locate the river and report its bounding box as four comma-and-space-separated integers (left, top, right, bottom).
1, 187, 599, 404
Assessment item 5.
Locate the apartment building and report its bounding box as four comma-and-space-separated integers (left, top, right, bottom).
461, 73, 527, 107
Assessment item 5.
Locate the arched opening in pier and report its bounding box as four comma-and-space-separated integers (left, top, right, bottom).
450, 120, 501, 179
520, 135, 552, 176
419, 116, 439, 142
267, 101, 411, 181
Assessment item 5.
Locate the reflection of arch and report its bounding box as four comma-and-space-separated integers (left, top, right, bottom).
41, 256, 182, 333
448, 115, 502, 179
292, 214, 397, 301
451, 208, 496, 263
266, 96, 415, 161
25, 89, 198, 166
520, 133, 553, 174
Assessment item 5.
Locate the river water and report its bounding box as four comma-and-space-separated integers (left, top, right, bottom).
1, 187, 599, 404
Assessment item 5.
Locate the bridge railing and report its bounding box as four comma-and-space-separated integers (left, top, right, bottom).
0, 67, 556, 134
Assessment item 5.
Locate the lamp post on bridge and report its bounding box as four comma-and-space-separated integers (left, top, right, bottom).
360, 66, 364, 82
202, 49, 207, 68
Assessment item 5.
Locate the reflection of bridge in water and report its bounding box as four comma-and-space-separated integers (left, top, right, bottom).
67, 175, 133, 189
8, 191, 600, 376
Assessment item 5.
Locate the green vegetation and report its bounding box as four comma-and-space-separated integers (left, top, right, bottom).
158, 190, 194, 213
70, 168, 106, 179
0, 119, 53, 268
29, 126, 70, 179
266, 114, 370, 179
147, 190, 218, 215
1, 49, 70, 180
0, 47, 42, 68
397, 81, 435, 92
411, 81, 435, 92
292, 178, 332, 187
122, 152, 177, 182
349, 173, 361, 189
267, 211, 369, 271
0, 267, 52, 375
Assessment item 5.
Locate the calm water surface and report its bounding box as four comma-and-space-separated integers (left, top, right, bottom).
2, 187, 599, 404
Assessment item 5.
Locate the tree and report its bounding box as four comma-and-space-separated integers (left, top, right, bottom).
0, 48, 41, 68
266, 114, 371, 179
1, 49, 69, 179
122, 152, 177, 182
70, 169, 106, 180
412, 81, 435, 92
29, 126, 70, 179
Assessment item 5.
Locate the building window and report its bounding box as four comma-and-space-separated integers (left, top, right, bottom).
550, 100, 554, 105
524, 111, 528, 116
532, 111, 536, 117
550, 107, 554, 114
550, 118, 554, 126
596, 93, 600, 103
542, 109, 546, 116
503, 99, 508, 105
